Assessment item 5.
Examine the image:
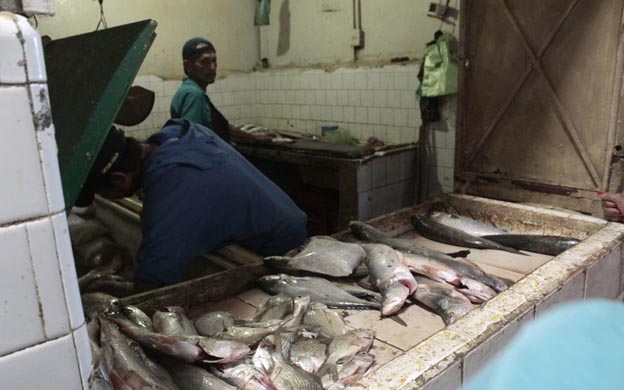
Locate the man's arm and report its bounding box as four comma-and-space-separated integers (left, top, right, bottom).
178, 91, 212, 127
598, 192, 624, 222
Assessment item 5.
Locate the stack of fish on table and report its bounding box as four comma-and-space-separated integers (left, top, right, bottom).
83, 209, 580, 390
69, 213, 135, 297
84, 291, 373, 390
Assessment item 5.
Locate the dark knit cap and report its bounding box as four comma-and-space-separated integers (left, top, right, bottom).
182, 37, 216, 60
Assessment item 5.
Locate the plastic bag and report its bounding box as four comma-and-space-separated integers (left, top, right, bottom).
421, 32, 458, 97
255, 0, 271, 26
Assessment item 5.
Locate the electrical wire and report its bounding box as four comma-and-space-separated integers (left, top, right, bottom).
96, 0, 108, 31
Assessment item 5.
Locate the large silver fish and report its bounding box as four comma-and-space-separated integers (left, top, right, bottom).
429, 211, 507, 236
100, 319, 181, 389
257, 274, 381, 310
264, 236, 365, 277
158, 356, 236, 390
194, 311, 235, 337
350, 221, 508, 293
412, 276, 473, 325
361, 243, 417, 316
121, 304, 153, 330
411, 215, 524, 255
111, 315, 250, 364
153, 306, 197, 336
401, 251, 463, 287
480, 234, 580, 256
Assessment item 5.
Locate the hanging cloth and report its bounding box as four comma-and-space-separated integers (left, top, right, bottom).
255, 0, 271, 26
421, 31, 459, 97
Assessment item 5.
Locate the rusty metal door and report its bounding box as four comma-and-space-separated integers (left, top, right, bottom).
457, 0, 624, 215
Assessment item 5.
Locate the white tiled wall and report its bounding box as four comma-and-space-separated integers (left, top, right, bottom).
125, 64, 457, 193
0, 12, 89, 389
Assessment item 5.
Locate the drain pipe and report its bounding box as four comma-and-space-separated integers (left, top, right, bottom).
352, 0, 364, 60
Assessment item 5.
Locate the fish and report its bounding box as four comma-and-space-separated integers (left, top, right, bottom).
269, 335, 324, 390
85, 274, 134, 297
74, 236, 118, 269
456, 277, 497, 304
480, 234, 580, 256
429, 210, 508, 236
350, 221, 509, 293
158, 356, 236, 390
322, 352, 375, 390
110, 314, 250, 364
210, 364, 277, 390
361, 243, 418, 316
252, 294, 294, 322
194, 311, 235, 337
400, 251, 463, 287
121, 304, 153, 330
81, 292, 121, 321
281, 295, 311, 328
257, 274, 381, 310
99, 318, 181, 389
411, 215, 525, 255
153, 306, 197, 336
303, 302, 349, 338
289, 338, 328, 375
78, 255, 124, 291
214, 319, 284, 346
412, 276, 473, 325
264, 236, 365, 277
320, 329, 375, 380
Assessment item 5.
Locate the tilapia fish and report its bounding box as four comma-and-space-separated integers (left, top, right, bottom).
158, 356, 236, 390
252, 294, 294, 322
289, 338, 328, 375
211, 363, 277, 390
350, 221, 508, 293
412, 276, 473, 325
269, 335, 324, 390
264, 236, 365, 277
153, 306, 197, 336
214, 319, 284, 346
411, 215, 524, 255
362, 243, 417, 316
100, 319, 181, 390
429, 211, 507, 236
257, 274, 380, 310
194, 311, 235, 337
111, 315, 250, 364
322, 352, 375, 390
303, 302, 348, 338
320, 329, 375, 380
480, 234, 580, 256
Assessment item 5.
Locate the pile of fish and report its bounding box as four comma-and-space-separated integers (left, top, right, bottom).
85, 292, 375, 390
259, 212, 580, 327
69, 213, 135, 297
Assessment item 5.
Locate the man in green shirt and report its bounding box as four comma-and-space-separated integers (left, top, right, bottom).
170, 37, 259, 143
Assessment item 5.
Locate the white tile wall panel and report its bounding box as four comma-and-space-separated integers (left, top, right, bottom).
73, 323, 92, 387
0, 223, 45, 356
26, 217, 70, 340
51, 213, 84, 330
585, 247, 621, 299
421, 361, 462, 390
0, 333, 83, 389
535, 270, 585, 318
0, 85, 48, 225
30, 84, 65, 214
14, 15, 46, 82
0, 12, 26, 84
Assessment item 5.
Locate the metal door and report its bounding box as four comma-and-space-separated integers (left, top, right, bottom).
457, 0, 624, 215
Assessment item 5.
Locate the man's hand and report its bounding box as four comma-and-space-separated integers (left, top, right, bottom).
598, 192, 624, 222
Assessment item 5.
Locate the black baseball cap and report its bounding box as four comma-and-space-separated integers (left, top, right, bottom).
182, 37, 216, 60
75, 127, 128, 207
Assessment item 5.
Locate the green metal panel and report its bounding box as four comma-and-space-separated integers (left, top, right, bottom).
44, 20, 157, 210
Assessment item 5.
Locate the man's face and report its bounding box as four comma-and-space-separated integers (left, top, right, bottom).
184, 51, 217, 86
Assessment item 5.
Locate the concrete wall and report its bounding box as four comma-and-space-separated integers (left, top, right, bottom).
37, 0, 260, 79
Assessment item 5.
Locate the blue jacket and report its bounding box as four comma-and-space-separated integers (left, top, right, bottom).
135, 119, 307, 285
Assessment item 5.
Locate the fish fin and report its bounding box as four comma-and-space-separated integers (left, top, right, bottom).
388, 314, 408, 327
445, 249, 471, 258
